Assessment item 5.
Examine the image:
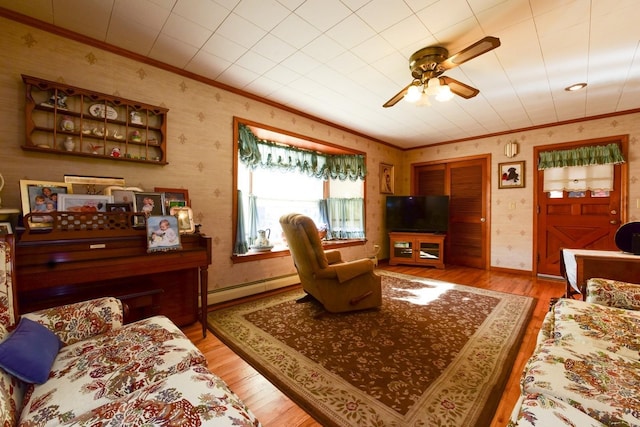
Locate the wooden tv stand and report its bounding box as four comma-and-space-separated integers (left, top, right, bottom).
388, 232, 446, 269
15, 211, 212, 336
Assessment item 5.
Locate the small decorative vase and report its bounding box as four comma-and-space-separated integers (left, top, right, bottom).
63, 136, 75, 151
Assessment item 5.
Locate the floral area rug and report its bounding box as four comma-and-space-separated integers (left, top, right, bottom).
207, 271, 535, 426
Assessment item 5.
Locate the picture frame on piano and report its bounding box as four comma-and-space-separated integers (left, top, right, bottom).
146, 215, 182, 253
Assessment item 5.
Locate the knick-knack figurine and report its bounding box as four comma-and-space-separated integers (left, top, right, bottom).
63, 136, 75, 151
60, 115, 74, 132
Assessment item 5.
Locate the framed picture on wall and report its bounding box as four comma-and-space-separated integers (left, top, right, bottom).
380, 163, 394, 194
498, 161, 525, 189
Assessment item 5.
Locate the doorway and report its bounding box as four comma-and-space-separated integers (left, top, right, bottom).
534, 136, 628, 276
413, 155, 490, 269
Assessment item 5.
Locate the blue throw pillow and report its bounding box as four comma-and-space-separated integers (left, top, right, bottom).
0, 317, 62, 384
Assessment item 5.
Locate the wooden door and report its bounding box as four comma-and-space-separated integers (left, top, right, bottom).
413, 157, 489, 269
535, 137, 627, 276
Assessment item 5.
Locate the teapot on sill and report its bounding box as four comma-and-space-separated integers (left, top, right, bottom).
255, 228, 271, 247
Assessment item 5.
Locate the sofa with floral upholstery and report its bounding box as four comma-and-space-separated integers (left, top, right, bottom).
0, 234, 261, 426
508, 277, 640, 426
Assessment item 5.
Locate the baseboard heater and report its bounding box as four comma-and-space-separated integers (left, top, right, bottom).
206, 273, 300, 305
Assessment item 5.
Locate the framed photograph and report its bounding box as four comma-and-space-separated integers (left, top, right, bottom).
380, 163, 394, 194
58, 194, 113, 212
104, 186, 144, 196
498, 161, 525, 189
106, 203, 132, 212
155, 187, 189, 208
20, 180, 73, 228
0, 223, 12, 235
135, 192, 165, 216
170, 206, 194, 234
64, 175, 125, 195
146, 215, 182, 252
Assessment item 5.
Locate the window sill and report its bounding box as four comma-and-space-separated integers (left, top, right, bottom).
231, 239, 367, 264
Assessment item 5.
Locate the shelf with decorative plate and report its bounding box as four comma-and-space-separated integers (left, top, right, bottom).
22, 75, 168, 164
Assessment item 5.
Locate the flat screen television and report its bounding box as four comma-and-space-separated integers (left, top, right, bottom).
385, 195, 449, 233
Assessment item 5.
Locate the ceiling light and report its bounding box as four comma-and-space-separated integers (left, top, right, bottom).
404, 83, 423, 103
435, 84, 454, 102
565, 83, 587, 91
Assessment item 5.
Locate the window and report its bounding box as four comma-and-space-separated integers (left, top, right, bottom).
233, 118, 366, 256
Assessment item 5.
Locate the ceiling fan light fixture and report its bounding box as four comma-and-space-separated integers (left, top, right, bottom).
435, 84, 454, 102
404, 84, 423, 103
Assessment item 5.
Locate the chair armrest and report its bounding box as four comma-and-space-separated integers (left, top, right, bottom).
324, 249, 343, 265
586, 278, 640, 310
331, 258, 375, 283
22, 297, 124, 345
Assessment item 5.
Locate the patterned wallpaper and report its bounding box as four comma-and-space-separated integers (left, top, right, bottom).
0, 16, 638, 295
0, 17, 402, 296
403, 119, 639, 271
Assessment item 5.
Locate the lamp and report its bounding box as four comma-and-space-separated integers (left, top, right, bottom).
504, 141, 519, 158
404, 78, 454, 105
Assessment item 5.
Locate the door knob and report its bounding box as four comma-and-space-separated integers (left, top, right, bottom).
610, 220, 618, 225
480, 218, 486, 223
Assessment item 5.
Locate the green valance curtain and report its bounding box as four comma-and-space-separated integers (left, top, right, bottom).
238, 124, 366, 181
538, 143, 625, 169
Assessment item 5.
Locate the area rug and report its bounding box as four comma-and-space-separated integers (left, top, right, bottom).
207, 271, 535, 426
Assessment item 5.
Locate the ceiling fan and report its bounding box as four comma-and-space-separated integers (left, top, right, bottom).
383, 36, 501, 108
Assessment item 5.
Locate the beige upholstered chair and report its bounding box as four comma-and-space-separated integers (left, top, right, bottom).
279, 213, 382, 313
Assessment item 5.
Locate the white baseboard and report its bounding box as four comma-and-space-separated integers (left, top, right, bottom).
206, 274, 300, 305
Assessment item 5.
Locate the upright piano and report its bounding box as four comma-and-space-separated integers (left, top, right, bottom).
15, 211, 212, 336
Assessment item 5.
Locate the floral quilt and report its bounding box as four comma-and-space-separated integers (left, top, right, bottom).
511, 297, 640, 426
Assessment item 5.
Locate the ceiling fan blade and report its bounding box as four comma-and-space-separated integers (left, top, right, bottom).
440, 76, 479, 99
383, 82, 412, 108
441, 36, 500, 70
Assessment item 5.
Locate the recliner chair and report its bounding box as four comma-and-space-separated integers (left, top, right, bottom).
279, 213, 382, 313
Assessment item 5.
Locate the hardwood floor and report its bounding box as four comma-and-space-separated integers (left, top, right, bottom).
182, 264, 566, 427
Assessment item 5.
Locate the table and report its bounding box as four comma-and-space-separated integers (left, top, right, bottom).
561, 248, 640, 299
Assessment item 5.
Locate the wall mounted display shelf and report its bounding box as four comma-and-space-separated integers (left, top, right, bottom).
22, 75, 168, 165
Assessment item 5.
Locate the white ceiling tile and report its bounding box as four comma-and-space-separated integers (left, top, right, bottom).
201, 33, 246, 62
185, 50, 232, 80
214, 0, 241, 10
235, 50, 277, 74
5, 0, 640, 148
271, 13, 322, 49
262, 64, 302, 85
379, 15, 430, 51
251, 34, 296, 62
351, 34, 396, 64
51, 0, 113, 40
416, 0, 474, 34
216, 63, 260, 87
340, 0, 373, 12
294, 0, 352, 31
172, 0, 231, 30
326, 14, 376, 49
161, 14, 213, 48
280, 51, 322, 74
301, 35, 346, 63
112, 0, 170, 31
356, 0, 413, 32
106, 16, 159, 55
233, 0, 291, 32
216, 13, 266, 49
149, 33, 199, 68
